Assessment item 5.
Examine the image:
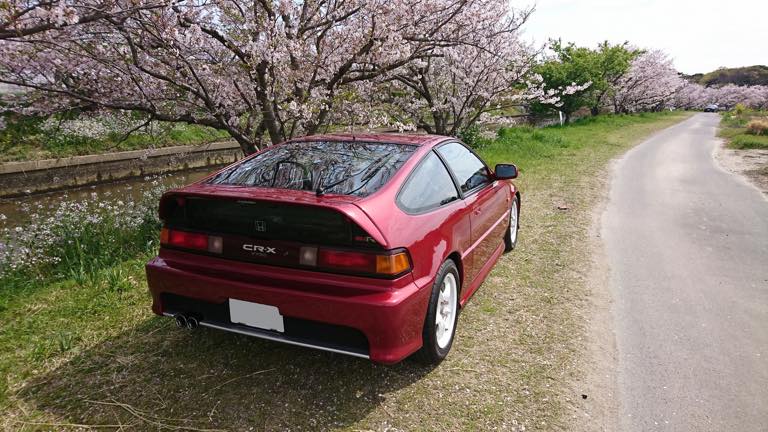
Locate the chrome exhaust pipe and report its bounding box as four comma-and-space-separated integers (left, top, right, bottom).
186, 316, 199, 330
174, 314, 187, 328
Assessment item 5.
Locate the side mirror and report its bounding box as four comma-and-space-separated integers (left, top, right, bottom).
494, 163, 518, 180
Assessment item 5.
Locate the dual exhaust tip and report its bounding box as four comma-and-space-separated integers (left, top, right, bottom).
174, 313, 199, 330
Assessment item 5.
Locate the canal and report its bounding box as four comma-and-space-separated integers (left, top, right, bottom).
0, 166, 219, 228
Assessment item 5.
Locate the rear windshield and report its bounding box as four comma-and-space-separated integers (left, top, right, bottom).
208, 141, 417, 197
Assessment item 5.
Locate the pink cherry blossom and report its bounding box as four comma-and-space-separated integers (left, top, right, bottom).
379, 3, 540, 135
612, 50, 685, 113
1, 0, 538, 153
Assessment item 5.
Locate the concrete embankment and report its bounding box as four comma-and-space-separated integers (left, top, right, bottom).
0, 141, 242, 197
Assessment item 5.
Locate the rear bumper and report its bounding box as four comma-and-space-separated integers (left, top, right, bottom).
145, 250, 432, 364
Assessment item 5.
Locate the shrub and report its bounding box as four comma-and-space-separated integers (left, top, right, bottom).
734, 103, 747, 115
745, 119, 768, 136
458, 125, 481, 148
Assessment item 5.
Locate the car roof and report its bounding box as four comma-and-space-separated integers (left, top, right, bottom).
287, 133, 451, 147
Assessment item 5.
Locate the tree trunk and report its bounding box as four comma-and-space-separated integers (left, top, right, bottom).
432, 111, 448, 135
591, 106, 600, 116
232, 134, 257, 155
255, 62, 284, 146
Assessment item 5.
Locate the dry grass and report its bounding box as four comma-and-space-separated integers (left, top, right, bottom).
746, 119, 768, 136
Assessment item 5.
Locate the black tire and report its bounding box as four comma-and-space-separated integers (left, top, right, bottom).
416, 259, 460, 364
504, 196, 520, 252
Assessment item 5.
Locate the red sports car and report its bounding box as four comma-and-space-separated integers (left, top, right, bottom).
146, 133, 520, 364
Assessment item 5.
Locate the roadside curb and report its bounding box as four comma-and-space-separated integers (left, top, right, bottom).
0, 141, 240, 175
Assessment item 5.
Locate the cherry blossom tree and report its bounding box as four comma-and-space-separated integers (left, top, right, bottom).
712, 84, 768, 109
377, 2, 536, 135
0, 1, 171, 39
671, 81, 768, 110
588, 41, 638, 115
611, 49, 685, 113
0, 0, 505, 153
672, 81, 712, 109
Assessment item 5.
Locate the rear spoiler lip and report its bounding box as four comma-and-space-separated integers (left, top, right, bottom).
168, 183, 362, 204
159, 185, 390, 249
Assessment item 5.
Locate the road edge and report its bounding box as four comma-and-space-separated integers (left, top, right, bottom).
567, 114, 699, 431
568, 158, 620, 431
712, 139, 768, 201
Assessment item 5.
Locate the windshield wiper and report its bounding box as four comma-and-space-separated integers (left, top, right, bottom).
316, 154, 392, 197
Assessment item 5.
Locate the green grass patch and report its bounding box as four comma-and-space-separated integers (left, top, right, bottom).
730, 133, 768, 149
0, 111, 693, 431
719, 109, 768, 149
0, 113, 231, 162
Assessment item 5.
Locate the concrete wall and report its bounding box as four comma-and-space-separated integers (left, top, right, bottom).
0, 141, 242, 197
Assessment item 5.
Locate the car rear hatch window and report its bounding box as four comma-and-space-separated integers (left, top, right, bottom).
163, 197, 371, 247
207, 141, 417, 197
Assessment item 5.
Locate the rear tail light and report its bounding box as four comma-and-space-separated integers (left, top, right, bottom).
161, 228, 223, 254
319, 249, 376, 270
300, 246, 411, 277
161, 228, 410, 278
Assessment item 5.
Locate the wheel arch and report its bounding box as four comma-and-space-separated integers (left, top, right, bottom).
445, 251, 465, 299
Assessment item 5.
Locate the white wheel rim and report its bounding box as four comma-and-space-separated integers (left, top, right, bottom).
435, 272, 457, 349
509, 201, 518, 244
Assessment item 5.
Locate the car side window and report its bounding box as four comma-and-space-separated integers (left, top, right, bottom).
397, 152, 459, 214
436, 142, 491, 194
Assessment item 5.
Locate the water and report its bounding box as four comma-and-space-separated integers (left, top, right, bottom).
0, 166, 219, 227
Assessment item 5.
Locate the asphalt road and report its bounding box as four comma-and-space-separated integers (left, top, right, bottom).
602, 113, 768, 431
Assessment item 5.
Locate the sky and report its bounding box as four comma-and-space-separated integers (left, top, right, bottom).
521, 0, 768, 74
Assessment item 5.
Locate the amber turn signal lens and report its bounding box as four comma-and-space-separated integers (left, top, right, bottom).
376, 252, 411, 275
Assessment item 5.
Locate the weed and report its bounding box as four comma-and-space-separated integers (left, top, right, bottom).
56, 331, 78, 353
102, 266, 134, 294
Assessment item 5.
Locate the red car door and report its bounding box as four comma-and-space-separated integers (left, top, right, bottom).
467, 182, 508, 279
436, 142, 509, 286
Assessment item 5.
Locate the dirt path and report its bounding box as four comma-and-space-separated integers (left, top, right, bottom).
714, 143, 768, 197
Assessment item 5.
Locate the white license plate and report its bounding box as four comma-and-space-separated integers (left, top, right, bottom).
229, 299, 284, 333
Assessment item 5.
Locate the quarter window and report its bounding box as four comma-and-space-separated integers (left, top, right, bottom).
436, 142, 491, 193
398, 152, 459, 213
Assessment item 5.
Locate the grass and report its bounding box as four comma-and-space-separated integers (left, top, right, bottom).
0, 111, 693, 431
0, 113, 230, 163
719, 109, 768, 149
